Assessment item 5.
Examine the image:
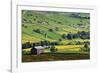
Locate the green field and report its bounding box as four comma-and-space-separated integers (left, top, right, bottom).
22, 10, 90, 62
22, 53, 90, 62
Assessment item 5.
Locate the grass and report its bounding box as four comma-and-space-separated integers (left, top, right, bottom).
55, 45, 83, 49
22, 11, 90, 43
22, 45, 85, 54
55, 45, 83, 52
22, 10, 90, 62
22, 53, 90, 62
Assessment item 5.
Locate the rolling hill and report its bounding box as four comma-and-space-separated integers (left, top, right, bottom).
22, 10, 90, 44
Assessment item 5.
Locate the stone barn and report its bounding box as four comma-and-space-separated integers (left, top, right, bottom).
31, 46, 45, 55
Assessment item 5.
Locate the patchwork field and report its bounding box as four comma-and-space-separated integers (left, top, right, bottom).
22, 10, 90, 62
23, 45, 85, 53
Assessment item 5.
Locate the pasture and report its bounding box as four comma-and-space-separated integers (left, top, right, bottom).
22, 10, 90, 62
22, 53, 90, 62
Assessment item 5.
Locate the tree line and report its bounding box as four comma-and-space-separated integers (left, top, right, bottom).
22, 40, 89, 49
22, 41, 59, 49
62, 31, 90, 40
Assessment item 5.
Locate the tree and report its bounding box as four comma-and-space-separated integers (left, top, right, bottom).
55, 27, 59, 31
32, 43, 36, 47
30, 45, 37, 55
37, 21, 42, 24
81, 43, 90, 52
22, 42, 32, 49
79, 31, 90, 39
22, 18, 27, 23
50, 46, 57, 53
62, 34, 66, 39
44, 33, 47, 38
40, 41, 45, 46
84, 44, 89, 51
22, 24, 24, 27
58, 21, 62, 24
33, 18, 36, 21
58, 38, 62, 42
29, 20, 32, 24
44, 40, 48, 46
49, 29, 53, 32
26, 42, 32, 48
73, 34, 79, 39
22, 44, 26, 49
24, 25, 28, 28
67, 33, 73, 40
33, 29, 41, 33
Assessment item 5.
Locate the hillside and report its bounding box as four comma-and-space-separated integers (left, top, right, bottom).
22, 10, 90, 44
22, 10, 90, 62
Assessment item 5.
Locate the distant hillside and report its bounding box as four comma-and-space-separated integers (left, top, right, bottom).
22, 10, 90, 43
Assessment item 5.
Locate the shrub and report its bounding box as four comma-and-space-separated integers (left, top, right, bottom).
58, 21, 62, 24
81, 44, 90, 52
50, 46, 57, 53
67, 33, 73, 40
62, 34, 66, 39
24, 25, 28, 28
58, 38, 62, 41
22, 42, 32, 49
48, 29, 53, 32
33, 29, 41, 33
55, 27, 59, 31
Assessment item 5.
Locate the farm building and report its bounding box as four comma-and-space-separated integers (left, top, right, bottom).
31, 46, 49, 55
31, 46, 44, 55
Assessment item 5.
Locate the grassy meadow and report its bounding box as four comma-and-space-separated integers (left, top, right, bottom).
22, 10, 90, 62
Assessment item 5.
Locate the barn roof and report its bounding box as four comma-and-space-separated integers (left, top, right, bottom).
35, 46, 45, 49
34, 46, 51, 50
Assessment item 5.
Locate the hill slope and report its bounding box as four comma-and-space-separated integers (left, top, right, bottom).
22, 10, 90, 43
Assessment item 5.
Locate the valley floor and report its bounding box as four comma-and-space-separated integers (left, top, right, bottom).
22, 53, 90, 62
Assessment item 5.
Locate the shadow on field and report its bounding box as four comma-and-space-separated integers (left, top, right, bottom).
22, 53, 90, 62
